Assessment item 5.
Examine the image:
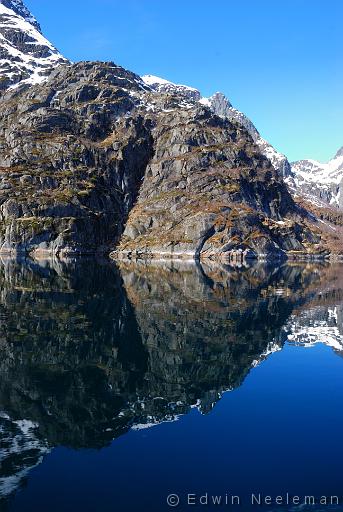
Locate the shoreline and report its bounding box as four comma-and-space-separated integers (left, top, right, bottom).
0, 247, 341, 264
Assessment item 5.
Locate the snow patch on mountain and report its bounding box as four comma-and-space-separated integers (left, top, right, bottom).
141, 74, 200, 101
0, 0, 68, 89
0, 0, 39, 30
287, 148, 343, 208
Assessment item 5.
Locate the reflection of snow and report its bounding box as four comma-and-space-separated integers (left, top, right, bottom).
285, 307, 343, 354
131, 415, 181, 431
251, 341, 283, 368
0, 413, 49, 498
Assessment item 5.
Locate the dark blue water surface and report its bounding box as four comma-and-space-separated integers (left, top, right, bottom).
1, 259, 343, 512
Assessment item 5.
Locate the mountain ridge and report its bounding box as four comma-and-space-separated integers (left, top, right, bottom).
142, 74, 292, 179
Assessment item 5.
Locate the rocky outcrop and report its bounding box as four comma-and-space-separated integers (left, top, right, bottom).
0, 62, 156, 256
1, 0, 40, 30
144, 77, 293, 179
203, 92, 292, 178
115, 100, 322, 261
142, 74, 201, 102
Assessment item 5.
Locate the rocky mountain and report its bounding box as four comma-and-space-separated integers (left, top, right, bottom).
142, 75, 292, 178
201, 92, 292, 178
142, 75, 343, 230
0, 58, 327, 260
0, 0, 335, 260
0, 0, 68, 89
287, 147, 343, 208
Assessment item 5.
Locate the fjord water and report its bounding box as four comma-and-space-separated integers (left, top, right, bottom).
1, 260, 343, 511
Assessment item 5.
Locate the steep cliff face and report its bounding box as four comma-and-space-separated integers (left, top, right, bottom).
117, 102, 322, 260
143, 76, 293, 179
142, 75, 291, 178
202, 92, 292, 178
0, 62, 156, 256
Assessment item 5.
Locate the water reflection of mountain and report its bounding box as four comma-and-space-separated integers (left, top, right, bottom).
285, 273, 343, 355
0, 258, 343, 500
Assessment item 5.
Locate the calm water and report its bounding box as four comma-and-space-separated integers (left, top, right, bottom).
0, 259, 343, 511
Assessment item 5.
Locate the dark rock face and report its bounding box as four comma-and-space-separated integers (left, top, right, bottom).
115, 97, 321, 260
0, 63, 156, 256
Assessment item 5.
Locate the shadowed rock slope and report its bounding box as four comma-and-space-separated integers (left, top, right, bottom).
0, 61, 330, 260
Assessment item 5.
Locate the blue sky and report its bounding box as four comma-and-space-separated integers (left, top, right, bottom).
26, 0, 342, 162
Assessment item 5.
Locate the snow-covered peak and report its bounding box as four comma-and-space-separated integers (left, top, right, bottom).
142, 74, 199, 92
292, 154, 343, 185
0, 0, 68, 90
0, 0, 40, 31
288, 147, 343, 208
141, 74, 201, 102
